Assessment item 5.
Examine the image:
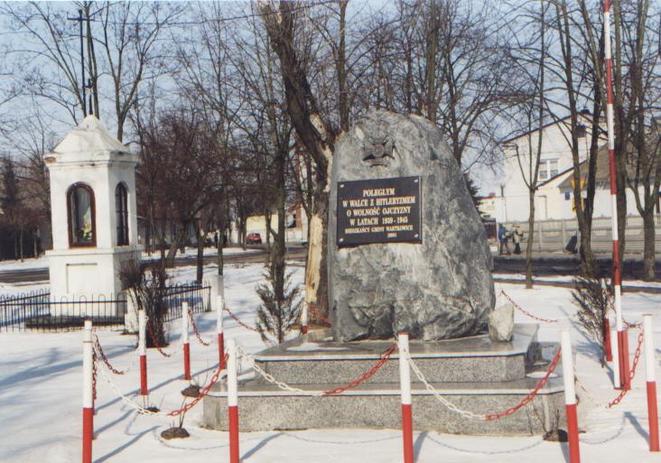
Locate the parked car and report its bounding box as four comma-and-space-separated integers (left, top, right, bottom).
246, 232, 262, 245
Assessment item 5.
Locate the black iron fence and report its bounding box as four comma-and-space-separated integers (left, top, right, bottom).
0, 289, 127, 332
0, 282, 210, 333
162, 282, 211, 323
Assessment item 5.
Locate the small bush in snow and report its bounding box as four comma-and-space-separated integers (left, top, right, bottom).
255, 265, 302, 344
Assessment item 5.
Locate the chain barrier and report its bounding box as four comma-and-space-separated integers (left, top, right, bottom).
167, 363, 224, 417
623, 319, 642, 329
484, 349, 561, 420
92, 350, 98, 403
188, 308, 211, 346
93, 335, 129, 375
607, 329, 644, 408
500, 290, 560, 324
407, 347, 562, 421
322, 344, 396, 396
224, 307, 260, 333
237, 344, 396, 397
147, 320, 174, 358
95, 351, 225, 417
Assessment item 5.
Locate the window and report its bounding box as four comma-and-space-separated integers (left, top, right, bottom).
115, 183, 129, 246
539, 159, 559, 181
67, 183, 96, 247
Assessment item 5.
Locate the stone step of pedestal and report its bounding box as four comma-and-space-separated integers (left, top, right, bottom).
203, 373, 565, 435
252, 324, 541, 384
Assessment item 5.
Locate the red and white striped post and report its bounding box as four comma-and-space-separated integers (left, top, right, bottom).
138, 310, 148, 397
643, 314, 660, 451
301, 303, 309, 335
227, 338, 240, 463
217, 295, 225, 370
612, 328, 621, 388
182, 301, 191, 381
561, 330, 581, 463
82, 319, 94, 463
398, 332, 414, 463
601, 278, 613, 362
603, 0, 630, 391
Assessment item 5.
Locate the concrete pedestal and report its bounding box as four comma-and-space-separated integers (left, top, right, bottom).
202, 324, 566, 435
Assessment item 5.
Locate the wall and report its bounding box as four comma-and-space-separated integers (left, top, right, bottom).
502, 215, 661, 256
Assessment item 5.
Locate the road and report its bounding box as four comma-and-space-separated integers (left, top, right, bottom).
1, 246, 657, 284
0, 246, 307, 284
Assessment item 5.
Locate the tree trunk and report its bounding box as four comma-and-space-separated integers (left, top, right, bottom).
305, 191, 329, 319
525, 193, 535, 288
19, 227, 24, 262
196, 221, 204, 285
642, 208, 656, 281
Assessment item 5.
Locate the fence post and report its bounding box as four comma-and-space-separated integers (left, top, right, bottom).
561, 330, 581, 463
301, 303, 309, 335
600, 279, 613, 362
82, 319, 94, 463
124, 289, 139, 334
615, 286, 631, 390
138, 310, 148, 397
643, 314, 660, 451
612, 328, 621, 388
182, 301, 191, 381
217, 295, 225, 370
398, 332, 414, 463
227, 338, 240, 463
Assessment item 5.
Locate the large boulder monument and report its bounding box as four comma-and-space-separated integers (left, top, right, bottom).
329, 110, 495, 341
203, 111, 565, 436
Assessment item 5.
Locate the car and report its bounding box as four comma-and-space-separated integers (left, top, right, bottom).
246, 232, 262, 245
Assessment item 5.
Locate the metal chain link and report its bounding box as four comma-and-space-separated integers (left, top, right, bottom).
93, 335, 130, 375
407, 354, 485, 420
608, 329, 645, 408
237, 344, 395, 396
237, 347, 320, 396
407, 346, 562, 421
224, 307, 260, 333
147, 320, 174, 358
95, 352, 224, 417
188, 308, 211, 346
92, 350, 97, 403
500, 290, 560, 324
322, 344, 396, 396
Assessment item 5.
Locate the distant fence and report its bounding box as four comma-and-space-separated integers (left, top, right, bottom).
502, 215, 661, 255
162, 282, 211, 323
0, 282, 210, 333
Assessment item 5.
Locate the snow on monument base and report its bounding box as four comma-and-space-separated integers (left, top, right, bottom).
202, 325, 566, 435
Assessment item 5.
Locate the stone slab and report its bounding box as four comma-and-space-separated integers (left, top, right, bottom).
203, 376, 565, 435
253, 324, 539, 384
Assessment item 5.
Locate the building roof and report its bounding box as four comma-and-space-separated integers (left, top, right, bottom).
48, 116, 129, 159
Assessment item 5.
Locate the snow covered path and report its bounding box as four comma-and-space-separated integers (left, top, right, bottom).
1, 264, 660, 462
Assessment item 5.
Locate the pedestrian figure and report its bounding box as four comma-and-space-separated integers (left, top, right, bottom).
512, 225, 523, 255
498, 224, 511, 255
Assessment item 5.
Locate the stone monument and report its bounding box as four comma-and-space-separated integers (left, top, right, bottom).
328, 111, 494, 341
203, 111, 564, 436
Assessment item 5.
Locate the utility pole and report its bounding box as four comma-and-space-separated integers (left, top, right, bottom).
67, 9, 86, 117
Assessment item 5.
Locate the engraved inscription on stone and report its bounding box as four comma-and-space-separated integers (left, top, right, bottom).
336, 176, 421, 247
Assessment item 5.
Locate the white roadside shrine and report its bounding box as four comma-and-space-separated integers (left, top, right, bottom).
44, 116, 141, 315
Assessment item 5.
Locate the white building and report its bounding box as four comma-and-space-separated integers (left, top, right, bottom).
493, 114, 646, 223
44, 116, 141, 312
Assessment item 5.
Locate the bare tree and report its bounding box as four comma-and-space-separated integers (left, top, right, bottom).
260, 1, 338, 317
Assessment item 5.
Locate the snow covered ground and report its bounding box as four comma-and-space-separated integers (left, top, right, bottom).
1, 263, 660, 462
